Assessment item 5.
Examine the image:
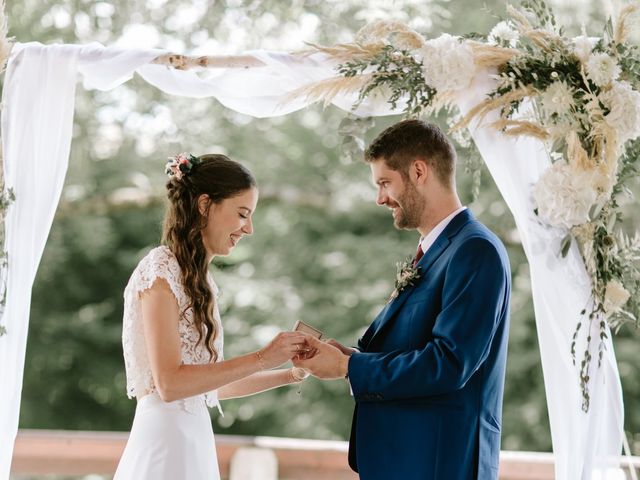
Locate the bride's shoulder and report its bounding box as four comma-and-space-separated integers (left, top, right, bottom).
143, 245, 176, 262
126, 245, 184, 298
133, 245, 181, 279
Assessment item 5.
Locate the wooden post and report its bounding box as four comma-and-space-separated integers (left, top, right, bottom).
150, 51, 317, 71
151, 53, 266, 70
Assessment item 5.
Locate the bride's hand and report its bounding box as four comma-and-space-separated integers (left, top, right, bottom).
290, 367, 310, 383
257, 332, 311, 370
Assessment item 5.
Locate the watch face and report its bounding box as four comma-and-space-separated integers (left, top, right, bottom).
292, 320, 323, 339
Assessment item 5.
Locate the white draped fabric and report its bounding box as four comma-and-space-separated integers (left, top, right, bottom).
0, 42, 624, 479
0, 44, 81, 479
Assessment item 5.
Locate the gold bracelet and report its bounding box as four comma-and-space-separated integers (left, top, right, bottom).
290, 367, 308, 383
255, 350, 266, 371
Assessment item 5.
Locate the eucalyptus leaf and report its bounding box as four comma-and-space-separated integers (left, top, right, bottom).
589, 202, 605, 221
561, 233, 572, 257
338, 116, 366, 136
340, 137, 365, 162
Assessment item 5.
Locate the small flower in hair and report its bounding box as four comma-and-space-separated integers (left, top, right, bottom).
165, 152, 201, 180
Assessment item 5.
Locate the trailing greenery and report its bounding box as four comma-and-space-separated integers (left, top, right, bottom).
0, 187, 14, 337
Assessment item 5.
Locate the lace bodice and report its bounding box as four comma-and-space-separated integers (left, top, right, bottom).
122, 246, 224, 414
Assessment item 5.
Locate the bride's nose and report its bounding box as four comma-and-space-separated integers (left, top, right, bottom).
242, 218, 254, 235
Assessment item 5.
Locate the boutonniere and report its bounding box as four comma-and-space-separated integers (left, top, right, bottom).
388, 257, 421, 303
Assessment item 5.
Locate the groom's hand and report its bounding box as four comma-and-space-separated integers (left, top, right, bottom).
326, 338, 358, 356
292, 336, 350, 380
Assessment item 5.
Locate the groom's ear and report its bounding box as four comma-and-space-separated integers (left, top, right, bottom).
411, 158, 429, 185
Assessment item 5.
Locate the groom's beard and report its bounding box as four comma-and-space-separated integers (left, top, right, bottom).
393, 182, 424, 230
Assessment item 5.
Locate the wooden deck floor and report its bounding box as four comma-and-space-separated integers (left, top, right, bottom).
10, 429, 639, 479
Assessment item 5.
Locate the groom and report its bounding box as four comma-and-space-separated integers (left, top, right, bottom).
295, 119, 511, 479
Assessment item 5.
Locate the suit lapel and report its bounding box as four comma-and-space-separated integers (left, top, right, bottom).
361, 209, 474, 350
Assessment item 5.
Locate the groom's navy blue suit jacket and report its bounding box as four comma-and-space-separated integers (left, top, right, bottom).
347, 209, 511, 480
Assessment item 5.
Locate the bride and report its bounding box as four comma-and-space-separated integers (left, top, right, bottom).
114, 153, 311, 479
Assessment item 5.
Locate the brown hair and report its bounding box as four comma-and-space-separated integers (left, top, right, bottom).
162, 154, 256, 361
364, 119, 457, 188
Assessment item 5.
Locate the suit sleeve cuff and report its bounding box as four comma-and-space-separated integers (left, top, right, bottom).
347, 352, 384, 402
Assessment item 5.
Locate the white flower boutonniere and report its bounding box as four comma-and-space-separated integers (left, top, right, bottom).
388, 257, 421, 303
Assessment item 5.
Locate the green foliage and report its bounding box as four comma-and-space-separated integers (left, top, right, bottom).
337, 115, 376, 162
617, 43, 640, 83
612, 232, 640, 329
520, 0, 560, 33
567, 138, 640, 410
339, 44, 437, 116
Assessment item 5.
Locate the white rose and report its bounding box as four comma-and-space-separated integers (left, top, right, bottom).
539, 81, 575, 117
571, 35, 596, 64
600, 81, 640, 144
488, 21, 520, 48
416, 34, 476, 91
586, 52, 621, 87
532, 161, 599, 229
603, 280, 630, 315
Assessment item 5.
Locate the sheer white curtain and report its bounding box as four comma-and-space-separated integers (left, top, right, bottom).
0, 42, 624, 479
0, 43, 81, 478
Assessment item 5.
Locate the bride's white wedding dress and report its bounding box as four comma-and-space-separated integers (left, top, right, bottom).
114, 246, 224, 480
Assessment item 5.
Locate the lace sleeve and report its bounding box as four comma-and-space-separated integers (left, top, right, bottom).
123, 246, 188, 401
132, 246, 186, 307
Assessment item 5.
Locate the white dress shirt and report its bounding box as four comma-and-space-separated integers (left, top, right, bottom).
417, 206, 467, 256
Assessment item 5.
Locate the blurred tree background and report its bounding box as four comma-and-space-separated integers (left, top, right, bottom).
6, 0, 639, 458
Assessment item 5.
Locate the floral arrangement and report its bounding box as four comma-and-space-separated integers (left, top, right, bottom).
389, 258, 421, 303
165, 152, 201, 180
297, 0, 640, 411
